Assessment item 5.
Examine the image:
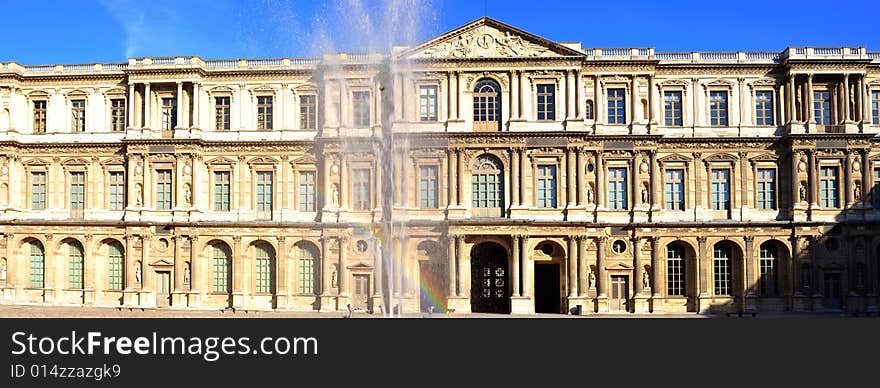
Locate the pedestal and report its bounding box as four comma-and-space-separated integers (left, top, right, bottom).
792, 293, 812, 312
446, 296, 471, 314
319, 295, 337, 312
336, 294, 351, 311
564, 206, 588, 221
565, 297, 586, 315
122, 290, 139, 306
446, 206, 467, 220
511, 296, 534, 315
698, 295, 712, 314
633, 295, 650, 313
596, 295, 609, 313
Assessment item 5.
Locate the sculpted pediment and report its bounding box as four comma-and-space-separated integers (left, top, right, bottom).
704, 153, 739, 162
658, 154, 692, 164
206, 156, 237, 166
749, 153, 779, 163
400, 17, 583, 60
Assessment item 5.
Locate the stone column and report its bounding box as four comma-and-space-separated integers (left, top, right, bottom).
578, 236, 587, 297
862, 75, 871, 124
128, 83, 136, 128
447, 72, 455, 121
173, 235, 183, 291
651, 236, 662, 298
511, 148, 520, 207
597, 236, 607, 297
372, 237, 382, 298
400, 154, 409, 208
125, 234, 136, 290
448, 149, 457, 206
193, 83, 200, 128
141, 235, 152, 292
568, 236, 577, 298
521, 235, 531, 297
806, 74, 814, 124
631, 75, 640, 123
447, 235, 457, 297
456, 235, 466, 297
511, 70, 520, 120
143, 83, 151, 129
787, 75, 795, 123
176, 82, 184, 129
596, 152, 605, 208
576, 148, 585, 206
457, 149, 465, 207
697, 236, 708, 297
519, 148, 527, 206
339, 235, 349, 296
633, 236, 643, 295
189, 235, 199, 294
511, 235, 521, 297
320, 237, 331, 295
575, 70, 583, 119
566, 147, 576, 206
276, 236, 287, 302
566, 70, 576, 121
843, 74, 851, 122
340, 157, 349, 209
518, 71, 526, 120
744, 236, 755, 300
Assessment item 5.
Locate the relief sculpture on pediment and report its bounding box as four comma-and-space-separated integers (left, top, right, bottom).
418, 26, 555, 59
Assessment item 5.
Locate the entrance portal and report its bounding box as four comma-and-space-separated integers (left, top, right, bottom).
535, 263, 561, 314
471, 242, 510, 314
156, 271, 171, 307
610, 275, 629, 312
352, 274, 370, 311
823, 272, 842, 309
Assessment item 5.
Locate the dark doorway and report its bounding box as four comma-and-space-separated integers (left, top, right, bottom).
610, 275, 629, 312
535, 263, 561, 313
823, 272, 842, 309
471, 242, 510, 314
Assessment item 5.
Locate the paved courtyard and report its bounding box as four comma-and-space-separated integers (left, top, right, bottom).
0, 305, 868, 318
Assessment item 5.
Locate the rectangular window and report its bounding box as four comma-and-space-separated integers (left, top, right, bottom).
161, 98, 177, 131
33, 100, 47, 133
536, 84, 556, 121
667, 247, 685, 296
109, 171, 125, 210
353, 91, 371, 127
353, 168, 371, 210
709, 91, 728, 126
298, 247, 316, 294
108, 244, 123, 291
215, 96, 230, 130
298, 171, 316, 212
664, 169, 684, 210
69, 244, 83, 289
663, 91, 683, 126
300, 95, 317, 129
814, 91, 831, 125
214, 171, 231, 211
710, 169, 730, 210
759, 247, 777, 296
714, 248, 731, 296
255, 247, 273, 294
30, 244, 44, 288
756, 168, 777, 210
256, 171, 273, 216
607, 89, 626, 124
755, 91, 774, 126
419, 86, 438, 122
156, 169, 172, 210
31, 171, 46, 210
257, 96, 273, 130
69, 172, 85, 217
110, 99, 126, 131
820, 166, 839, 208
213, 246, 230, 293
71, 99, 86, 132
536, 165, 557, 208
872, 91, 879, 125
419, 166, 439, 209
608, 167, 628, 210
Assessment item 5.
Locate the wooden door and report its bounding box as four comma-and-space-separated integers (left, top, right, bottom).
353, 275, 370, 311
156, 271, 171, 307
610, 275, 629, 312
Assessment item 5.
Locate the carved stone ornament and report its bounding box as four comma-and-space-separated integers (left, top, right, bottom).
416, 25, 556, 59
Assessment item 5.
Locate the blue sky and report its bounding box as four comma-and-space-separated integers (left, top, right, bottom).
2, 0, 878, 64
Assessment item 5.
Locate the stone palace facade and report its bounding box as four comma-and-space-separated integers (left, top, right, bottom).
1, 18, 879, 315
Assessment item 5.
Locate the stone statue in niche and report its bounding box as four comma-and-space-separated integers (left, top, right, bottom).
184, 184, 192, 206
331, 184, 339, 207
588, 270, 596, 289
587, 185, 594, 204
135, 184, 143, 206
641, 185, 649, 203
331, 265, 338, 288
643, 271, 650, 289
135, 263, 142, 285
0, 261, 7, 282
854, 182, 862, 201
799, 182, 807, 202
183, 263, 190, 285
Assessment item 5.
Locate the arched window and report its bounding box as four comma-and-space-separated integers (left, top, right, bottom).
255, 243, 275, 294
471, 154, 504, 216
108, 242, 124, 291
713, 243, 732, 296
28, 241, 45, 288
68, 241, 84, 289
297, 243, 319, 295
759, 242, 778, 296
667, 244, 685, 296
473, 79, 501, 131
585, 100, 594, 120
212, 243, 232, 293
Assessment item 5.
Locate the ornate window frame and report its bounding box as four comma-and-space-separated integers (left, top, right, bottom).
206, 157, 237, 212
658, 154, 691, 211
749, 79, 779, 127
291, 156, 317, 213
703, 80, 735, 127
100, 158, 126, 210
658, 80, 689, 127
248, 157, 278, 219
528, 151, 562, 209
